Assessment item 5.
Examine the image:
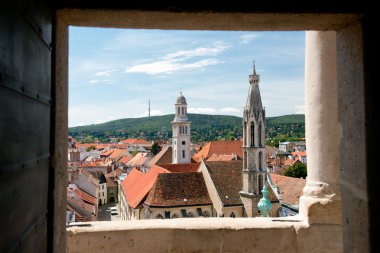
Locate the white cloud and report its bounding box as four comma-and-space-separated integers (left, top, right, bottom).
188, 107, 217, 114
95, 69, 118, 77
239, 34, 260, 44
89, 79, 111, 84
125, 42, 228, 75
164, 43, 228, 61
220, 107, 240, 114
126, 58, 221, 75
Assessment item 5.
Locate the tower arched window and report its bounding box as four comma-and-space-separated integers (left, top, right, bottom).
244, 150, 248, 170
258, 175, 263, 194
258, 121, 263, 146
259, 151, 263, 170
177, 107, 180, 115
243, 121, 247, 146
185, 126, 187, 135
250, 122, 255, 146
182, 150, 185, 158
182, 107, 184, 115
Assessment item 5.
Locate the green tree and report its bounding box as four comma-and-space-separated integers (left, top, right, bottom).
284, 162, 307, 178
131, 149, 139, 157
82, 136, 95, 143
86, 145, 95, 152
151, 142, 162, 155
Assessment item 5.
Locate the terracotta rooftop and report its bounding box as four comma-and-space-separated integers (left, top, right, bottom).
100, 149, 114, 157
269, 173, 306, 205
73, 187, 97, 205
204, 161, 243, 206
120, 138, 151, 145
193, 140, 243, 162
118, 155, 133, 165
74, 143, 96, 149
206, 154, 237, 162
144, 172, 212, 207
291, 151, 307, 157
108, 149, 130, 160
121, 166, 169, 209
155, 163, 200, 173
204, 161, 278, 205
148, 146, 172, 167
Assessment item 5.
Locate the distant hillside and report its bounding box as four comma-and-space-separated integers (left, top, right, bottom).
69, 114, 305, 144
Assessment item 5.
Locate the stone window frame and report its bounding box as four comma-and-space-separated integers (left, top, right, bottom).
56, 9, 364, 253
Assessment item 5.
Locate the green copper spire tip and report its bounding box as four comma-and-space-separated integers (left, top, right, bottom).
258, 185, 272, 217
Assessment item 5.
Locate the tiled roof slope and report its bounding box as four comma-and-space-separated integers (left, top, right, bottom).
148, 146, 172, 167
204, 161, 243, 206
121, 166, 169, 208
269, 173, 306, 205
193, 140, 243, 162
205, 161, 278, 206
144, 172, 212, 207
156, 163, 200, 173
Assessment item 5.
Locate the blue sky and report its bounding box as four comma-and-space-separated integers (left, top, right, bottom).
69, 27, 305, 127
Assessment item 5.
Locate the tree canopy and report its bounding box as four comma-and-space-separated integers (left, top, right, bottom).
284, 162, 307, 178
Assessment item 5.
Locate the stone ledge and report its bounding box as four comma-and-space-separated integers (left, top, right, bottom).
67, 218, 342, 253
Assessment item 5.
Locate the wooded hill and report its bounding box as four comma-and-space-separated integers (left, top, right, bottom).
69, 114, 305, 144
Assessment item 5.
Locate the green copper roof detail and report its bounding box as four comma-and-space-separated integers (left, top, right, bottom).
258, 185, 272, 217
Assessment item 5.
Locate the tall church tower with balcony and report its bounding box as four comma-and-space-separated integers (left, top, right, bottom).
240, 63, 267, 217
172, 92, 191, 164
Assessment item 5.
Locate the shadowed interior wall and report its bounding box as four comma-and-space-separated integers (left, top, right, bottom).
0, 1, 52, 252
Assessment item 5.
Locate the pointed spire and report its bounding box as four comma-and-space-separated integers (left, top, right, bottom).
253, 59, 256, 75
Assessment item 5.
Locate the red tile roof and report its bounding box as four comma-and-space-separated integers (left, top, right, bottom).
148, 146, 172, 166
101, 149, 114, 157
75, 143, 96, 149
121, 166, 169, 209
291, 151, 307, 157
204, 161, 278, 205
109, 149, 129, 159
120, 138, 151, 145
193, 140, 243, 162
204, 161, 244, 206
118, 155, 133, 164
269, 173, 306, 205
155, 163, 200, 173
73, 187, 97, 205
144, 172, 212, 207
206, 154, 237, 162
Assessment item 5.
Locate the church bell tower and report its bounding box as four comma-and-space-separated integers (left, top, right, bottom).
239, 63, 267, 217
172, 92, 191, 164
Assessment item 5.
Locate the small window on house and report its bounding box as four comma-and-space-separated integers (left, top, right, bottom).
182, 150, 185, 158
